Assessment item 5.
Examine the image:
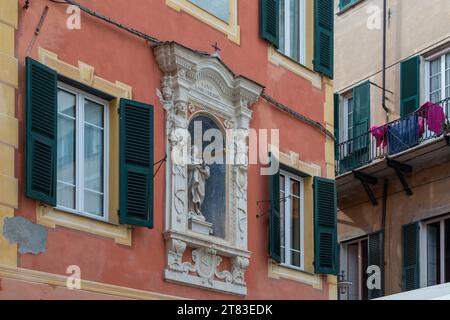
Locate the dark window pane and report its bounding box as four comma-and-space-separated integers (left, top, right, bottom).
347, 243, 359, 300
446, 219, 450, 283
361, 239, 369, 300
427, 222, 441, 286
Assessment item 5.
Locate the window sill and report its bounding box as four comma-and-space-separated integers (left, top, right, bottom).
336, 0, 366, 16
268, 46, 322, 89
56, 206, 109, 223
36, 203, 132, 246
268, 259, 323, 289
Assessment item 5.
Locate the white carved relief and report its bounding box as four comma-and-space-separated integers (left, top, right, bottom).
155, 42, 263, 296
232, 256, 250, 286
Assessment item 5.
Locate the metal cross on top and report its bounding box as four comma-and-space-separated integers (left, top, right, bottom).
211, 42, 221, 57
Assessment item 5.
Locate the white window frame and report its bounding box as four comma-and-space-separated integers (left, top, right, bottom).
56, 82, 110, 222
340, 237, 368, 300
419, 214, 450, 288
279, 0, 306, 65
280, 169, 305, 271
424, 49, 450, 104
342, 94, 354, 143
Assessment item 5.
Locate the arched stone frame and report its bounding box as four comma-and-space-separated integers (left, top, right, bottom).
187, 111, 228, 239
154, 42, 263, 295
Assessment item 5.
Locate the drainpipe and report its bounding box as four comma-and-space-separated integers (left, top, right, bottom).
381, 179, 388, 229
382, 0, 390, 123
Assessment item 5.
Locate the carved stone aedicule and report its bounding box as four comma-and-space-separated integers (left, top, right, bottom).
165, 238, 249, 294
155, 42, 263, 296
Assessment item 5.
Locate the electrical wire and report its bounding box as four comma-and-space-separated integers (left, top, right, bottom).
48, 0, 335, 141
51, 0, 161, 44
261, 93, 336, 141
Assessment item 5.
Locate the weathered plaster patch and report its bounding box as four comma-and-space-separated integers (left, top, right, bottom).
2, 217, 48, 254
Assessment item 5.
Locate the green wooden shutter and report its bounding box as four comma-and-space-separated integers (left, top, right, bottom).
351, 81, 370, 167
353, 81, 370, 140
400, 56, 420, 116
260, 0, 279, 48
314, 0, 334, 78
402, 222, 420, 291
314, 177, 338, 275
268, 158, 281, 263
119, 99, 154, 228
25, 57, 58, 206
368, 231, 384, 299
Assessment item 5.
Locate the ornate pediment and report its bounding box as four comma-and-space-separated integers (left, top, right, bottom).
154, 42, 263, 296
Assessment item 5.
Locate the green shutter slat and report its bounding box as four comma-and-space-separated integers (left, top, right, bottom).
402, 222, 420, 291
314, 0, 334, 78
314, 177, 338, 275
260, 0, 279, 48
400, 56, 420, 116
351, 81, 370, 167
25, 57, 58, 206
368, 231, 384, 299
119, 99, 154, 228
268, 158, 281, 263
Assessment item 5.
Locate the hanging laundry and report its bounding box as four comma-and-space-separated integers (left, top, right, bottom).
416, 101, 446, 135
370, 125, 388, 147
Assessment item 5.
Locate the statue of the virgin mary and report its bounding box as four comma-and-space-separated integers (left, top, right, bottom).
188, 146, 210, 220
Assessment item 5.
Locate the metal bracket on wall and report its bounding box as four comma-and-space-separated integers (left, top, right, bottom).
387, 158, 413, 196
445, 135, 450, 146
354, 170, 379, 206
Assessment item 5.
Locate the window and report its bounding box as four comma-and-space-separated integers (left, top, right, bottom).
187, 0, 230, 22
422, 215, 450, 287
342, 95, 354, 142
426, 52, 450, 103
280, 170, 304, 270
340, 238, 369, 300
278, 0, 306, 65
56, 84, 109, 221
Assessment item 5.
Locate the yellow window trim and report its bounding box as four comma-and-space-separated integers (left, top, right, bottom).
166, 0, 240, 45
268, 259, 323, 290
0, 0, 18, 269
37, 204, 132, 246
324, 80, 335, 179
267, 147, 338, 299
268, 46, 322, 90
36, 47, 132, 246
267, 0, 321, 89
269, 145, 320, 275
0, 263, 187, 300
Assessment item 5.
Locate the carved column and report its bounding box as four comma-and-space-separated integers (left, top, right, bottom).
232, 101, 252, 249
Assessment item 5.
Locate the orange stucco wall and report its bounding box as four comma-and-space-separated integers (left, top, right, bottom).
7, 0, 331, 300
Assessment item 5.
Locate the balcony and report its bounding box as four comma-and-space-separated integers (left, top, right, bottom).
335, 97, 450, 204
336, 97, 450, 176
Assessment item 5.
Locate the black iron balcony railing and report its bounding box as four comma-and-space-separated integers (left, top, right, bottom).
336, 97, 450, 176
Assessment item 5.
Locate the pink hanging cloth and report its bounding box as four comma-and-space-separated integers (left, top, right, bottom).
416, 101, 446, 135
370, 125, 388, 147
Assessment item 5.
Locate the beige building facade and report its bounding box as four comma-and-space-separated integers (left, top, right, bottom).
334, 0, 450, 299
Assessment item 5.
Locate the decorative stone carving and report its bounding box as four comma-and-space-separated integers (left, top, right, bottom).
155, 42, 263, 296
167, 238, 187, 272
188, 247, 233, 285
232, 256, 250, 286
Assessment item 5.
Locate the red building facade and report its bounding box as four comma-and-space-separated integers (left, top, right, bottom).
0, 0, 337, 300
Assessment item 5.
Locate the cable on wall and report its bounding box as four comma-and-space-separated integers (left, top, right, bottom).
49, 0, 335, 141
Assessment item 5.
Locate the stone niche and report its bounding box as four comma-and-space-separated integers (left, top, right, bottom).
154, 42, 263, 295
